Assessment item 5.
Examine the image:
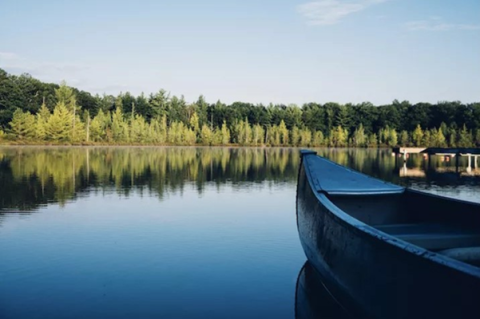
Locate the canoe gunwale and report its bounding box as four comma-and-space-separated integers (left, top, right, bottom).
300, 151, 480, 278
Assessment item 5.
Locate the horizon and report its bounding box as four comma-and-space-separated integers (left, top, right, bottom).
1, 0, 479, 105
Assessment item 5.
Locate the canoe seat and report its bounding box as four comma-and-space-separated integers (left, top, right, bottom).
438, 247, 480, 267
374, 223, 480, 251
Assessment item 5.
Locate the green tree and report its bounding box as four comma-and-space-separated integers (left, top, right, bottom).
457, 125, 473, 147
148, 90, 169, 119
400, 130, 409, 146
330, 126, 348, 147
266, 125, 280, 146
200, 124, 214, 145
388, 128, 398, 147
252, 124, 264, 146
189, 111, 200, 133
312, 131, 324, 147
46, 102, 72, 141
290, 126, 300, 146
55, 81, 76, 112
71, 115, 86, 143
299, 129, 312, 146
90, 110, 109, 142
367, 133, 378, 147
412, 125, 424, 146
352, 124, 366, 147
423, 130, 431, 146
219, 121, 230, 145
9, 109, 36, 140
235, 118, 252, 145
434, 128, 447, 147
279, 120, 289, 145
130, 114, 149, 143
149, 116, 167, 144
448, 128, 457, 147
36, 100, 51, 140
111, 107, 128, 142
184, 127, 196, 145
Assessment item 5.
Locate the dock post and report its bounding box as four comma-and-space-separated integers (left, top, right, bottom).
467, 154, 472, 173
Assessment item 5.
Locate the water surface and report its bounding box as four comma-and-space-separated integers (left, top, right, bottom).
0, 147, 479, 319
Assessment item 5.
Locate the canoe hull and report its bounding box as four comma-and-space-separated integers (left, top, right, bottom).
296, 157, 480, 318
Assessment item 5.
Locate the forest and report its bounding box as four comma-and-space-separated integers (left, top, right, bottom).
1, 68, 479, 147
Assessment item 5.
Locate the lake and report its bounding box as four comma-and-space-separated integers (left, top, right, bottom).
0, 147, 479, 319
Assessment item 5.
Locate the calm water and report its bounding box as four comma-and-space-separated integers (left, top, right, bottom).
0, 147, 479, 319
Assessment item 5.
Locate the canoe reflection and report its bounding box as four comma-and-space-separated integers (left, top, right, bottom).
295, 262, 354, 319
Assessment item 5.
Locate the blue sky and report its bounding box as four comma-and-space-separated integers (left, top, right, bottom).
0, 0, 479, 105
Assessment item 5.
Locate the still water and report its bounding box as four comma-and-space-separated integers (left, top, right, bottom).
0, 147, 479, 319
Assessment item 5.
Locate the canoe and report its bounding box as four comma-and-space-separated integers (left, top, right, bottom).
296, 150, 480, 319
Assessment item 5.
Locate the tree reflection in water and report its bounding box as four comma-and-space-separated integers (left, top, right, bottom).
0, 147, 300, 211
1, 146, 478, 213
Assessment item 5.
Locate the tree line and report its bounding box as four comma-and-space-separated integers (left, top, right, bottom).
1, 68, 479, 147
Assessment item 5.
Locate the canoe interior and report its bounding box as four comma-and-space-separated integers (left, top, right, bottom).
328, 192, 480, 258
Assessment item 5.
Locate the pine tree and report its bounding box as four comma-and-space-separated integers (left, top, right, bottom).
90, 110, 108, 142
300, 129, 312, 146
457, 125, 473, 147
189, 112, 200, 134
367, 133, 378, 147
388, 128, 398, 147
9, 109, 36, 140
353, 124, 366, 147
235, 119, 252, 146
435, 129, 447, 147
220, 121, 230, 145
131, 115, 148, 143
422, 130, 431, 147
312, 131, 324, 147
290, 126, 300, 146
200, 124, 214, 145
55, 82, 76, 112
71, 115, 86, 143
184, 127, 196, 145
252, 124, 264, 146
279, 120, 289, 145
330, 126, 347, 147
412, 125, 424, 147
36, 100, 51, 140
112, 107, 128, 142
149, 116, 167, 144
46, 102, 72, 141
168, 121, 184, 144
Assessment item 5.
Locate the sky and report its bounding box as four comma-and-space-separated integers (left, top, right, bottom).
0, 0, 479, 105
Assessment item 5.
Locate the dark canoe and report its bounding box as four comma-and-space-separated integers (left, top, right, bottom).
296, 150, 480, 319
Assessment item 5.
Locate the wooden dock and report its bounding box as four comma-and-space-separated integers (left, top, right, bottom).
393, 147, 480, 156
393, 147, 480, 172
